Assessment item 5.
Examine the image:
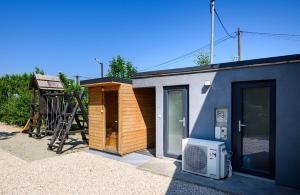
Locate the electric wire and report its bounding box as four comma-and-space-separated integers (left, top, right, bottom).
66, 75, 98, 81
240, 31, 300, 38
140, 33, 235, 71
240, 30, 300, 42
214, 8, 236, 38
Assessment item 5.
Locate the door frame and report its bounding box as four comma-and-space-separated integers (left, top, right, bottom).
163, 85, 189, 159
103, 89, 119, 154
231, 80, 276, 179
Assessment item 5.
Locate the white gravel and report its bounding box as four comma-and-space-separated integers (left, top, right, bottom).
0, 123, 226, 195
0, 149, 226, 195
0, 123, 88, 161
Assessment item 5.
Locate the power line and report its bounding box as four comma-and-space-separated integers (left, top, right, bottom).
240, 30, 300, 38
140, 33, 235, 71
241, 30, 300, 42
154, 35, 233, 70
69, 75, 97, 80
140, 28, 300, 72
214, 8, 236, 38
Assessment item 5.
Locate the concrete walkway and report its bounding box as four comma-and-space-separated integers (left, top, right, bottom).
86, 149, 300, 194
88, 149, 153, 166
137, 157, 300, 195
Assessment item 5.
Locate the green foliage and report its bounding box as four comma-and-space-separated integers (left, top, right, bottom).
58, 72, 88, 108
107, 56, 137, 79
195, 52, 210, 66
58, 72, 81, 92
0, 73, 32, 125
34, 67, 45, 75
231, 56, 238, 62
0, 68, 88, 126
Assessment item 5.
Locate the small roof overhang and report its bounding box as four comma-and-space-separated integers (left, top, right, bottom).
30, 73, 64, 90
80, 77, 132, 87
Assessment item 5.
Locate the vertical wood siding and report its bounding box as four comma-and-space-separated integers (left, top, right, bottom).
88, 87, 105, 150
87, 83, 155, 155
119, 85, 155, 155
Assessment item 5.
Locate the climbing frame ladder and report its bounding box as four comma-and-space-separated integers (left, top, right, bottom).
47, 91, 88, 154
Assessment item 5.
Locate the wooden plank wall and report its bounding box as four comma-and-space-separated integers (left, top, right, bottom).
135, 88, 156, 148
88, 87, 105, 150
119, 85, 155, 155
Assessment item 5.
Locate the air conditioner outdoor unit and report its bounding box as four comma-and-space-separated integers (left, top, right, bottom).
182, 138, 228, 179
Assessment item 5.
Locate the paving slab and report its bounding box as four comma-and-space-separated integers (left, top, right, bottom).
137, 157, 300, 195
88, 149, 153, 166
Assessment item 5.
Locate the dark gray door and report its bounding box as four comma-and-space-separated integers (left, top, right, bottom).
164, 86, 188, 159
232, 80, 275, 179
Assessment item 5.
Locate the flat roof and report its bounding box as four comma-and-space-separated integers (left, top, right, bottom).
135, 53, 300, 79
80, 77, 132, 87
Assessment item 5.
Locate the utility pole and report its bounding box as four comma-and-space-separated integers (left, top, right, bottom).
210, 0, 215, 64
75, 75, 80, 85
238, 27, 241, 61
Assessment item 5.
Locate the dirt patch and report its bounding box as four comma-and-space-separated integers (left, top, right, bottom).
0, 123, 88, 162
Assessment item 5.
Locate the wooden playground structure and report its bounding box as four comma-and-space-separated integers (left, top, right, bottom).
26, 73, 88, 154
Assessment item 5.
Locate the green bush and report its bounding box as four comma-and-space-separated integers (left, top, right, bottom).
0, 73, 32, 126
0, 70, 88, 126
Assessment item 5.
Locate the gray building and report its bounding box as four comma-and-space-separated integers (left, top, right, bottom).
133, 54, 300, 189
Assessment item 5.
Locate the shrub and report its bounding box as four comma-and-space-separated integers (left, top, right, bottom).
0, 73, 31, 126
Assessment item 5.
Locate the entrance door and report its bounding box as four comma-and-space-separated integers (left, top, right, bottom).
232, 80, 275, 178
104, 91, 118, 153
164, 86, 188, 159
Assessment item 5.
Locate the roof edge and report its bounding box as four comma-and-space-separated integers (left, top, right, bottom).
80, 77, 132, 86
134, 53, 300, 79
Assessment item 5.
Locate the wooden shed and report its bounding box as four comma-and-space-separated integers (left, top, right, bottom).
81, 77, 155, 155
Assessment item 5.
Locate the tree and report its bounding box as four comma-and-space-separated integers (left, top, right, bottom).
231, 56, 238, 62
58, 72, 81, 92
34, 67, 44, 75
107, 56, 137, 79
0, 68, 86, 126
195, 52, 210, 66
0, 73, 31, 125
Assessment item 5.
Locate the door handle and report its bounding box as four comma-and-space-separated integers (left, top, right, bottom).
238, 120, 247, 132
179, 117, 186, 127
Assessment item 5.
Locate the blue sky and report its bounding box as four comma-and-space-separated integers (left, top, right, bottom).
1, 0, 300, 79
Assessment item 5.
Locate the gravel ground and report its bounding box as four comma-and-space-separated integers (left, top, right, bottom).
0, 123, 226, 195
0, 123, 88, 161
0, 149, 226, 195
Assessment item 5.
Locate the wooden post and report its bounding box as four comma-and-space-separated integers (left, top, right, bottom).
35, 91, 43, 138
28, 89, 36, 137
238, 27, 241, 61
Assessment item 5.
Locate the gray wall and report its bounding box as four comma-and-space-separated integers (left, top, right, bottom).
133, 63, 300, 189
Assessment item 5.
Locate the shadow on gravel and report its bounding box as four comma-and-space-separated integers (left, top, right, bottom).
0, 131, 18, 140
45, 137, 88, 154
61, 138, 88, 153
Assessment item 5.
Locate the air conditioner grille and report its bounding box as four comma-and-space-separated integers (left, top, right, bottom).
183, 144, 207, 174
